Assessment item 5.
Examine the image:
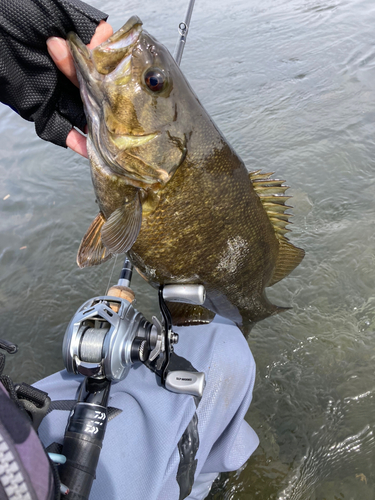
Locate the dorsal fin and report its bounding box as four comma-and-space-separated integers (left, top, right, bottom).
249, 170, 305, 285
268, 238, 304, 286
249, 170, 292, 237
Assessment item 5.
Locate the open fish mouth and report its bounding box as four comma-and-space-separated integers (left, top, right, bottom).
67, 16, 143, 78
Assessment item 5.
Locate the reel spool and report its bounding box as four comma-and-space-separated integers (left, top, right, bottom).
62, 294, 156, 381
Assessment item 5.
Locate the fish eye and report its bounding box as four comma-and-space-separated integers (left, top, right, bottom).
144, 68, 165, 92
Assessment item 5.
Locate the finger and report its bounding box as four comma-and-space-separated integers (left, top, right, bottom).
87, 20, 113, 49
66, 129, 88, 158
47, 37, 79, 87
47, 21, 113, 87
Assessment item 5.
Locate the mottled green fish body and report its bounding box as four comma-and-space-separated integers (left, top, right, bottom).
68, 16, 304, 331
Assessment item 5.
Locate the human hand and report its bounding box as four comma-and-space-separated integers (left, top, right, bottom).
47, 21, 113, 158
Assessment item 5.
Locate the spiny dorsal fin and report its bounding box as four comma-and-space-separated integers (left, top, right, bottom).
249, 170, 292, 237
77, 212, 114, 268
249, 170, 305, 285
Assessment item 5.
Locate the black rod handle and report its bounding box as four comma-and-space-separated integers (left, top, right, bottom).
59, 378, 111, 499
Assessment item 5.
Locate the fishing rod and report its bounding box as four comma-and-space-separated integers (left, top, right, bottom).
174, 0, 196, 65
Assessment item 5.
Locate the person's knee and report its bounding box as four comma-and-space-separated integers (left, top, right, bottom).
205, 323, 256, 406
212, 324, 255, 380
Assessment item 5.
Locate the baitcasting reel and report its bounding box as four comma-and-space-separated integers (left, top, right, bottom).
62, 261, 206, 397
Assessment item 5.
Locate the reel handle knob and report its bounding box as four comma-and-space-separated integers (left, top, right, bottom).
165, 370, 205, 398
162, 284, 206, 305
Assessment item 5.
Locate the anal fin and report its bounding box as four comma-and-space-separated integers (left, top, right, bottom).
166, 302, 216, 327
77, 212, 113, 268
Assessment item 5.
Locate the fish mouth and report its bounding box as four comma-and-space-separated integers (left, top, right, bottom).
67, 15, 143, 78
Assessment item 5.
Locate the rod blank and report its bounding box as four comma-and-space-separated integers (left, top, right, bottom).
174, 0, 196, 66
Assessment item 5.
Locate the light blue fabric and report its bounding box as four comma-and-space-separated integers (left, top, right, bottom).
34, 317, 259, 500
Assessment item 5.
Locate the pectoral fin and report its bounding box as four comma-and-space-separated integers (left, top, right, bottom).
101, 191, 142, 254
166, 302, 216, 327
77, 212, 114, 268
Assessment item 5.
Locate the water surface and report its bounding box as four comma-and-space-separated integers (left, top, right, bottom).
1, 0, 375, 498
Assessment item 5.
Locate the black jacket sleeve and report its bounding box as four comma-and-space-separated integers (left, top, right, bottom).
0, 0, 107, 147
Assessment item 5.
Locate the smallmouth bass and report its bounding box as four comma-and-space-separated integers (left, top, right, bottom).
68, 16, 305, 332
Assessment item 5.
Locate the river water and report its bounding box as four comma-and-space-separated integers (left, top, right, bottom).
1, 0, 375, 498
